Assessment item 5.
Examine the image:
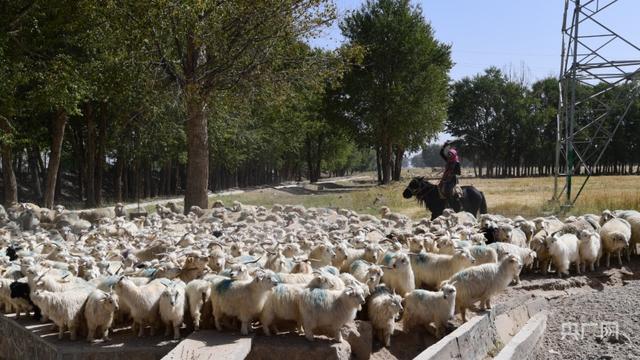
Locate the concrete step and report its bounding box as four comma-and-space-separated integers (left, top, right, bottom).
161, 331, 253, 360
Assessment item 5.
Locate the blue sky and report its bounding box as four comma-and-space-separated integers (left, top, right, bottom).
309, 0, 640, 83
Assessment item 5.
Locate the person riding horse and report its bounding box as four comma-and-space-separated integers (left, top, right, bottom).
439, 140, 461, 208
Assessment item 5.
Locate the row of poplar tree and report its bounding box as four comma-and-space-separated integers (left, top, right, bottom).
0, 0, 452, 209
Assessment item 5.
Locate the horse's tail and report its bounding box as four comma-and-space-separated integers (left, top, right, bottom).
479, 191, 488, 214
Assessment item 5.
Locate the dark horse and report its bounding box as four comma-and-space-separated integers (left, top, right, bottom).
402, 177, 487, 220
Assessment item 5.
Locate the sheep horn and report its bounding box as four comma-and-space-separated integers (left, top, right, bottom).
308, 258, 323, 262
210, 242, 224, 250
260, 244, 277, 255
243, 255, 263, 264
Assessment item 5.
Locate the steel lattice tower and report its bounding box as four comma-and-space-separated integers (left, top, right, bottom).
552, 0, 640, 208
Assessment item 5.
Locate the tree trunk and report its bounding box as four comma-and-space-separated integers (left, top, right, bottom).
1, 145, 18, 206
184, 87, 209, 212
375, 146, 382, 184
44, 109, 67, 209
85, 103, 97, 207
115, 155, 123, 202
29, 146, 43, 201
392, 145, 404, 181
95, 109, 106, 206
381, 140, 392, 184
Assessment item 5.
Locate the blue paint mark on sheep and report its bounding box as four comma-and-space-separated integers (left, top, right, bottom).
320, 266, 339, 276
350, 260, 364, 272
216, 279, 235, 295
415, 289, 427, 299
239, 255, 255, 263
272, 273, 283, 283
309, 288, 327, 307
274, 284, 286, 295
101, 276, 119, 289
416, 253, 429, 263
142, 268, 157, 278
383, 253, 395, 266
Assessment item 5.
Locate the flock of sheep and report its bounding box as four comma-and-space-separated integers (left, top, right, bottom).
0, 199, 638, 349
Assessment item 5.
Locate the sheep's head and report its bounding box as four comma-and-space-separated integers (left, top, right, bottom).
600, 210, 615, 225
103, 292, 119, 311
366, 266, 383, 289
386, 293, 403, 319
440, 283, 457, 300
254, 270, 278, 288
524, 249, 537, 266
208, 252, 226, 273
282, 243, 299, 258
497, 224, 514, 242
578, 229, 597, 242
161, 285, 181, 307
408, 237, 425, 253
343, 286, 366, 306
503, 254, 523, 272
390, 253, 410, 271
54, 205, 65, 215
453, 248, 476, 264
363, 243, 382, 264
333, 243, 348, 262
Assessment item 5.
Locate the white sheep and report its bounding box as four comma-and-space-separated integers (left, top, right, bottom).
31, 288, 92, 340
114, 276, 168, 337
577, 229, 602, 272
84, 289, 119, 342
409, 248, 476, 289
487, 242, 536, 283
159, 280, 186, 339
468, 245, 498, 265
545, 232, 581, 277
529, 229, 552, 274
260, 283, 304, 336
613, 210, 640, 256
444, 254, 522, 322
402, 284, 457, 338
380, 252, 415, 296
211, 270, 278, 335
367, 286, 403, 347
299, 285, 366, 342
308, 243, 335, 268
185, 279, 212, 331
494, 224, 527, 247
599, 216, 632, 267
349, 260, 384, 292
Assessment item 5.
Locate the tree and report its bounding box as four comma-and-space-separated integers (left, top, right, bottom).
335, 0, 451, 183
109, 0, 335, 211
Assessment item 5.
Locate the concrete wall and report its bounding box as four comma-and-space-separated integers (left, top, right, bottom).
0, 314, 177, 360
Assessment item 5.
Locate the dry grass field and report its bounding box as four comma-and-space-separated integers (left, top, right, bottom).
207, 168, 640, 219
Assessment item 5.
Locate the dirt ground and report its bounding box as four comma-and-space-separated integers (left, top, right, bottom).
496, 258, 640, 360
366, 256, 640, 360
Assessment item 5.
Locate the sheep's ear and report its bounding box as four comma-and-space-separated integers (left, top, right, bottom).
345, 287, 354, 296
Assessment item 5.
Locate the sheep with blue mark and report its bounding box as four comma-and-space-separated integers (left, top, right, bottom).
31, 286, 92, 340
114, 276, 170, 337
84, 289, 119, 342
349, 260, 384, 293
409, 248, 476, 290
299, 285, 366, 342
402, 284, 457, 338
368, 285, 403, 347
211, 269, 278, 335
380, 252, 415, 296
443, 254, 522, 322
260, 282, 305, 336
159, 279, 187, 339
